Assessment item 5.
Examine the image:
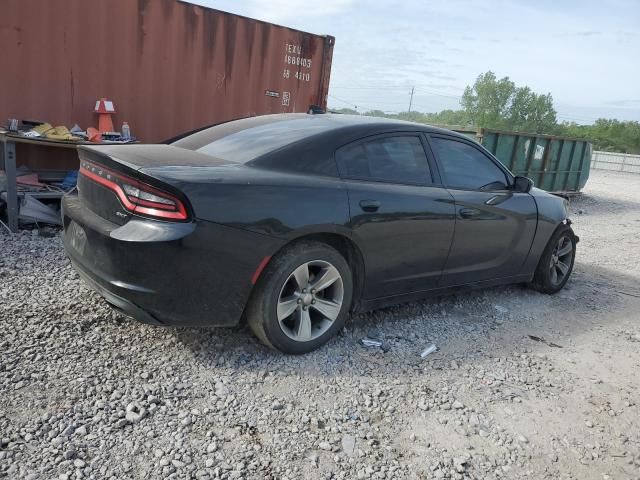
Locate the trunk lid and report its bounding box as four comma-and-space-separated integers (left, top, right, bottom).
77, 145, 233, 225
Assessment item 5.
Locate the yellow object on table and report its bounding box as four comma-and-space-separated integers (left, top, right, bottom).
32, 123, 54, 136
31, 123, 82, 141
46, 125, 82, 141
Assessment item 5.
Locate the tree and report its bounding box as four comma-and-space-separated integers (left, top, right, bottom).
362, 110, 390, 118
395, 111, 429, 123
461, 71, 514, 129
461, 71, 557, 133
558, 119, 640, 154
329, 76, 638, 154
426, 109, 470, 126
332, 108, 359, 115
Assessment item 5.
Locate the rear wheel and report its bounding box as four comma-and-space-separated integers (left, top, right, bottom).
530, 224, 576, 294
247, 241, 353, 354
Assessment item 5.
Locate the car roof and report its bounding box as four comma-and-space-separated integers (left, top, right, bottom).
172, 113, 468, 154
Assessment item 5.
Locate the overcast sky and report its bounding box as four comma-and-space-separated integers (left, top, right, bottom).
190, 0, 639, 123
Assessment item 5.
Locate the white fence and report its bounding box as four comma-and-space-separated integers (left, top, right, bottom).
591, 151, 640, 174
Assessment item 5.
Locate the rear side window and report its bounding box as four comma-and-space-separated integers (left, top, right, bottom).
431, 137, 508, 190
195, 122, 327, 163
336, 136, 431, 185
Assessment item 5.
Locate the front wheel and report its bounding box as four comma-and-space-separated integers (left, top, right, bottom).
530, 224, 576, 294
246, 241, 353, 354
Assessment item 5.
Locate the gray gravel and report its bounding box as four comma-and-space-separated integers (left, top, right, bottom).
2, 170, 640, 479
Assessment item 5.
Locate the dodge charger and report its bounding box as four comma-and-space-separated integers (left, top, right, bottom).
62, 114, 578, 353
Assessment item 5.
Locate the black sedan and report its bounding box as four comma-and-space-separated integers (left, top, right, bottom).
62, 114, 578, 354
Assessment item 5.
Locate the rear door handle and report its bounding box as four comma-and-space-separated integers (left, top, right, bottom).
459, 207, 480, 219
359, 200, 381, 212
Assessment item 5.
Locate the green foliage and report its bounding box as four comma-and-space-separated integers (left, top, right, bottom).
331, 108, 360, 115
557, 119, 640, 154
395, 110, 471, 126
363, 109, 389, 118
330, 73, 639, 153
340, 109, 473, 129
427, 109, 470, 126
461, 71, 557, 133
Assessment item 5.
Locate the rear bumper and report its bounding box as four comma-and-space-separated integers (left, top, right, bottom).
71, 259, 164, 325
62, 194, 281, 327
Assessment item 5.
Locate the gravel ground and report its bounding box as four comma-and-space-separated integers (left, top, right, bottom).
2, 169, 640, 480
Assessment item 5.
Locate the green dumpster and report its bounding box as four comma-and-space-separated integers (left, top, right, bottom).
436, 125, 592, 194
477, 128, 592, 195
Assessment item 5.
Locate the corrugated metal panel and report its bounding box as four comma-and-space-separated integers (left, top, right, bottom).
477, 129, 592, 194
0, 0, 334, 143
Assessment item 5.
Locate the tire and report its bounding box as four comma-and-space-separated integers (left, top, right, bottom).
529, 224, 576, 294
246, 241, 353, 354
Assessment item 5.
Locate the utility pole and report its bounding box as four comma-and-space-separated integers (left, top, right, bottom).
408, 86, 415, 113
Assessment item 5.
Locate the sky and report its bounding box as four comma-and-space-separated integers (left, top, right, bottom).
188, 0, 640, 123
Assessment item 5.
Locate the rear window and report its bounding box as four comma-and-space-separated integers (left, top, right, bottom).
193, 120, 330, 163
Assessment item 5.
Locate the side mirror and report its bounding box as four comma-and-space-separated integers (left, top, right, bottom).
513, 176, 533, 193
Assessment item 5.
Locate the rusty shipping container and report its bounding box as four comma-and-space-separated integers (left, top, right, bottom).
0, 0, 335, 143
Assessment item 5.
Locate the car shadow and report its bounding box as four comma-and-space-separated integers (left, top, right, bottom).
169, 261, 639, 378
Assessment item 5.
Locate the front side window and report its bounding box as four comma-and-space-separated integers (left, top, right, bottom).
431, 137, 508, 190
336, 136, 431, 185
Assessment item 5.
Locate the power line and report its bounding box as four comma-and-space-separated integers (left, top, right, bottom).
330, 91, 602, 123
327, 94, 393, 112
330, 85, 412, 90
328, 94, 426, 112
328, 96, 448, 114
330, 84, 463, 99
331, 83, 463, 90
327, 94, 360, 110
328, 89, 461, 112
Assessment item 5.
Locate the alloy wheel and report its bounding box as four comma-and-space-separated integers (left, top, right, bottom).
549, 234, 573, 285
276, 260, 344, 342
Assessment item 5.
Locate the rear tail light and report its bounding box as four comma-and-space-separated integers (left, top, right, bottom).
79, 160, 189, 221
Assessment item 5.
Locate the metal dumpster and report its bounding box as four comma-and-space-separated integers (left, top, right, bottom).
393, 125, 591, 194
478, 129, 592, 194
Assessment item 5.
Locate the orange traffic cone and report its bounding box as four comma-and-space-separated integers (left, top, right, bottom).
94, 98, 116, 133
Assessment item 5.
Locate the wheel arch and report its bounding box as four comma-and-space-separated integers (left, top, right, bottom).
248, 232, 367, 316
523, 218, 574, 280
534, 220, 575, 266
529, 220, 576, 293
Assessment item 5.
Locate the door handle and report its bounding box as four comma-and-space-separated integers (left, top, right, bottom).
459, 207, 480, 219
359, 200, 381, 212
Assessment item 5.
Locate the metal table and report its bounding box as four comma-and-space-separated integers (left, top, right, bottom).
0, 133, 93, 232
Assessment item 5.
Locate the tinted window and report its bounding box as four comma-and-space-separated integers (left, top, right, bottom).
431, 138, 508, 190
194, 121, 329, 163
337, 136, 431, 185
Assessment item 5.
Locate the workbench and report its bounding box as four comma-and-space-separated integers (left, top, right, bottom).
0, 132, 91, 232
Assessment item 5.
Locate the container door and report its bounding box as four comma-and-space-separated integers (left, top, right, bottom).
429, 135, 537, 286
337, 134, 456, 299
